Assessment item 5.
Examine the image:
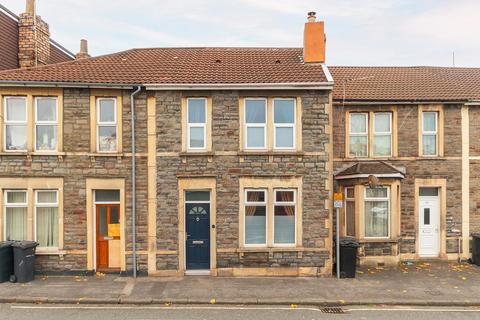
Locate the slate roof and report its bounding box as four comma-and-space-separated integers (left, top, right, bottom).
335, 161, 405, 179
330, 66, 480, 103
0, 47, 331, 86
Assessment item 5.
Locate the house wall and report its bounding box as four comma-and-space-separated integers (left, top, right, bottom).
0, 87, 149, 273
154, 90, 333, 276
333, 104, 464, 264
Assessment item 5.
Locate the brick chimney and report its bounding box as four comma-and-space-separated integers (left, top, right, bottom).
303, 11, 326, 63
75, 39, 91, 59
18, 0, 51, 68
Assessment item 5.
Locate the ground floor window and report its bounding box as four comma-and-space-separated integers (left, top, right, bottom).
4, 190, 28, 241
243, 185, 298, 247
344, 187, 356, 237
3, 189, 60, 249
364, 187, 390, 238
35, 190, 59, 248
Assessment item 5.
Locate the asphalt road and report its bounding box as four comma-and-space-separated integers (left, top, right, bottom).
2, 304, 480, 320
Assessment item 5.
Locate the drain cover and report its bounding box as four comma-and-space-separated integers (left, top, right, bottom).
321, 307, 345, 314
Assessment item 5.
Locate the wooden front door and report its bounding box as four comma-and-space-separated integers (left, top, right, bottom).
185, 202, 211, 270
96, 204, 120, 270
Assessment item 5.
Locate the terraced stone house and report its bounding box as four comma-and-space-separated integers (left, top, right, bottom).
1, 1, 480, 277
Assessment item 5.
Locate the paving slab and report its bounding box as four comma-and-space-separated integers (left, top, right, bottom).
1, 261, 480, 306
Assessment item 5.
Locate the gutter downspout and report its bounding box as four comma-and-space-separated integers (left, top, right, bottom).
131, 86, 142, 277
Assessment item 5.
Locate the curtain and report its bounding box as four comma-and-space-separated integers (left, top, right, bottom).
365, 201, 388, 237
245, 191, 260, 216
6, 207, 27, 241
279, 191, 295, 216
36, 207, 59, 247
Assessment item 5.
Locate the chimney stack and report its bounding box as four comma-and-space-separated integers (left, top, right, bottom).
303, 11, 326, 63
18, 0, 51, 68
75, 39, 91, 59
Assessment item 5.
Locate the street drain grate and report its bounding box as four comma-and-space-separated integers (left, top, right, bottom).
321, 307, 345, 314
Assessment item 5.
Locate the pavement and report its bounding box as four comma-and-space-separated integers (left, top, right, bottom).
1, 261, 480, 306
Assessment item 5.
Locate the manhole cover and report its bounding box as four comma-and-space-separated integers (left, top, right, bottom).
321, 307, 345, 314
425, 290, 443, 296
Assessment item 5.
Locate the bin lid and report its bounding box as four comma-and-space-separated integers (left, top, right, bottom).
0, 241, 15, 249
340, 237, 359, 247
11, 241, 39, 249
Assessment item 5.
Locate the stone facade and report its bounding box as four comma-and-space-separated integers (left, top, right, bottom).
0, 88, 149, 273
155, 90, 333, 275
333, 104, 464, 264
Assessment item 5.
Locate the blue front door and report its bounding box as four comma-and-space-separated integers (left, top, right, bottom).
185, 202, 210, 270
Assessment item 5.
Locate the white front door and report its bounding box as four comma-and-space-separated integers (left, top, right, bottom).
419, 189, 440, 257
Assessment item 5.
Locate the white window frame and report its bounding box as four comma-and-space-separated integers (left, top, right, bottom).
34, 97, 58, 152
244, 98, 267, 150
187, 98, 207, 151
349, 112, 369, 157
3, 96, 28, 152
273, 188, 297, 247
96, 97, 118, 153
243, 189, 267, 247
34, 190, 59, 249
273, 98, 296, 150
3, 190, 28, 241
364, 186, 390, 239
422, 111, 438, 156
373, 112, 392, 157
344, 187, 355, 237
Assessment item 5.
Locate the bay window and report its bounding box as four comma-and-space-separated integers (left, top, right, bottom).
364, 187, 390, 238
4, 97, 28, 151
35, 97, 58, 151
97, 98, 117, 152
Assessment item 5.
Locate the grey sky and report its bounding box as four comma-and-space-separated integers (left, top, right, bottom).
2, 0, 479, 67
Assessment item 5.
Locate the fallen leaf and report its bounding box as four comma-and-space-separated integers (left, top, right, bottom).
210, 298, 216, 304
290, 304, 298, 309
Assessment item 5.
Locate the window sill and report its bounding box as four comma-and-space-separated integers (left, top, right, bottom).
237, 246, 302, 253
358, 238, 399, 244
36, 249, 66, 255
179, 151, 215, 157
88, 153, 124, 158
0, 152, 66, 158
238, 151, 304, 156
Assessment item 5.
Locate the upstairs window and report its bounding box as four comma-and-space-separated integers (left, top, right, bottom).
4, 97, 28, 152
273, 99, 296, 149
349, 113, 368, 157
187, 98, 207, 150
348, 111, 394, 158
244, 99, 267, 149
373, 113, 392, 157
422, 111, 438, 156
96, 98, 117, 152
35, 97, 58, 151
